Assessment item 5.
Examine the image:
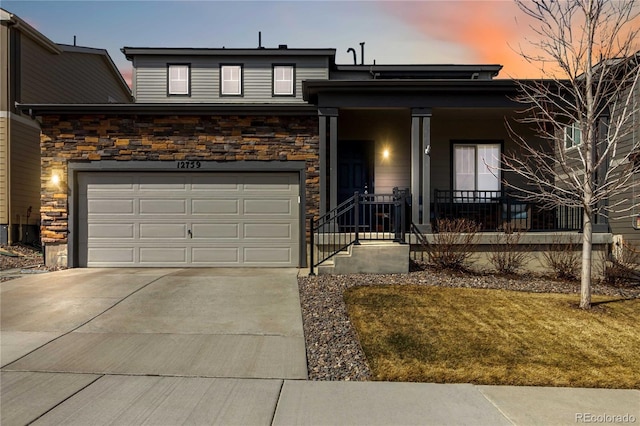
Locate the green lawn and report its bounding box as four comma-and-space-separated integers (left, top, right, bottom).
344, 285, 640, 388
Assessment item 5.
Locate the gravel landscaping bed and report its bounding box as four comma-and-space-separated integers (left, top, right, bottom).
0, 244, 62, 282
298, 262, 640, 381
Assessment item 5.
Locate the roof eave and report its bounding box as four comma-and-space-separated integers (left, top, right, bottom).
17, 103, 319, 116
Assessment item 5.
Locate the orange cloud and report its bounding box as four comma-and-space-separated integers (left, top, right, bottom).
120, 68, 133, 89
379, 1, 547, 78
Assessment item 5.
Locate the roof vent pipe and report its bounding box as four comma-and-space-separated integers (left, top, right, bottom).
258, 31, 263, 48
359, 42, 365, 65
347, 47, 357, 65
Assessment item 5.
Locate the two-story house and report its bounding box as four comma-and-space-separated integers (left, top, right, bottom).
20, 41, 616, 270
0, 8, 131, 246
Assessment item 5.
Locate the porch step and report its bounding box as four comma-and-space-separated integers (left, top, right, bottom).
317, 241, 409, 275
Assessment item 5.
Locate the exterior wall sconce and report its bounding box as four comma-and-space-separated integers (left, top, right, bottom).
51, 172, 61, 186
383, 149, 390, 159
635, 214, 640, 230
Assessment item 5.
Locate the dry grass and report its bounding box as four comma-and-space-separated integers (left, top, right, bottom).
344, 285, 640, 388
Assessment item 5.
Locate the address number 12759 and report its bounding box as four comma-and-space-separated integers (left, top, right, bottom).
176, 161, 201, 169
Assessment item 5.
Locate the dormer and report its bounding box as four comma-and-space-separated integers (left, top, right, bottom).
122, 46, 336, 104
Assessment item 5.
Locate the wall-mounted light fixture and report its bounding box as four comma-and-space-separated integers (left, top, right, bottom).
51, 172, 61, 186
383, 148, 390, 159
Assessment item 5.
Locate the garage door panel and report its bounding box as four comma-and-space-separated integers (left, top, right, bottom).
139, 175, 187, 189
80, 172, 299, 267
139, 247, 187, 263
191, 223, 239, 239
191, 247, 240, 264
88, 200, 134, 215
88, 248, 135, 264
191, 199, 239, 215
191, 175, 240, 190
244, 223, 291, 239
139, 223, 186, 239
243, 173, 296, 189
88, 224, 134, 239
139, 199, 187, 215
244, 199, 291, 215
244, 247, 292, 264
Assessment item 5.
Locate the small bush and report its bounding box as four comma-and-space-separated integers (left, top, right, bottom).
601, 241, 640, 285
488, 229, 529, 274
426, 218, 479, 270
541, 237, 580, 281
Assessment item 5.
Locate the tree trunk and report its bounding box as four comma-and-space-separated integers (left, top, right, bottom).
580, 209, 593, 309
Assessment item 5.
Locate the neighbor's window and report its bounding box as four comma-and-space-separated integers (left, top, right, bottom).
273, 65, 294, 96
168, 64, 190, 95
454, 143, 501, 193
564, 122, 582, 149
221, 65, 242, 96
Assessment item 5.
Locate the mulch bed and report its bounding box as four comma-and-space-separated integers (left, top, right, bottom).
298, 262, 640, 381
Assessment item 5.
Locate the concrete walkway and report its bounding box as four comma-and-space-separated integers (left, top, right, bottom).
1, 269, 638, 425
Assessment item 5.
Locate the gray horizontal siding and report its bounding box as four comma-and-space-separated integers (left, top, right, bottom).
133, 55, 328, 103
20, 35, 130, 103
9, 119, 40, 225
608, 82, 640, 242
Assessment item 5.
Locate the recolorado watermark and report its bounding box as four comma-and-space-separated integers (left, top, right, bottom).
576, 413, 637, 423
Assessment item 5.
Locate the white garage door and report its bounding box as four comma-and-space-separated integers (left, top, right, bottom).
77, 172, 300, 267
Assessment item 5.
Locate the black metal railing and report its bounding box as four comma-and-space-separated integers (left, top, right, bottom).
309, 189, 409, 275
432, 190, 583, 232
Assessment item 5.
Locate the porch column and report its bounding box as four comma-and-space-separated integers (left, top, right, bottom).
411, 115, 421, 223
411, 108, 432, 231
318, 108, 338, 215
329, 114, 338, 211
421, 111, 432, 232
318, 115, 327, 216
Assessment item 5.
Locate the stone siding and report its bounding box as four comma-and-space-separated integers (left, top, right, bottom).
40, 114, 319, 245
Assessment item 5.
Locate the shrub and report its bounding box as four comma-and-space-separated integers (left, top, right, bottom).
600, 240, 640, 285
541, 237, 580, 281
425, 218, 479, 270
488, 229, 529, 274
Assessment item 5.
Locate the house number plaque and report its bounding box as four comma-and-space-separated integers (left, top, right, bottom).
176, 161, 202, 169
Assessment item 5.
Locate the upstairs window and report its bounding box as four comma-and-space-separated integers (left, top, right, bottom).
273, 65, 294, 96
168, 64, 190, 96
221, 65, 242, 96
564, 122, 582, 149
454, 143, 501, 193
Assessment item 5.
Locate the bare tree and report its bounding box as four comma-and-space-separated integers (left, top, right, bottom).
505, 0, 640, 309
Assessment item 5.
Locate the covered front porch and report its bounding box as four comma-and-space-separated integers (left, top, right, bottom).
315, 106, 586, 234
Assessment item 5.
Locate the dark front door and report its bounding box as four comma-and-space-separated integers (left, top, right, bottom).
338, 140, 374, 203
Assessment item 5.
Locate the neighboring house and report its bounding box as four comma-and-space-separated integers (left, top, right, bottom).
18, 41, 617, 270
606, 54, 640, 245
0, 8, 131, 245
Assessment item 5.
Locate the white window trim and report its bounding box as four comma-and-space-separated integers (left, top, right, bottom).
273, 65, 294, 96
168, 64, 189, 96
221, 65, 242, 96
564, 122, 582, 149
453, 143, 501, 194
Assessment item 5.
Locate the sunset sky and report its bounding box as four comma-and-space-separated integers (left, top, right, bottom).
0, 0, 607, 85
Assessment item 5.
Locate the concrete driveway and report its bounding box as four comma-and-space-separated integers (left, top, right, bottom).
1, 268, 306, 378
1, 268, 307, 425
